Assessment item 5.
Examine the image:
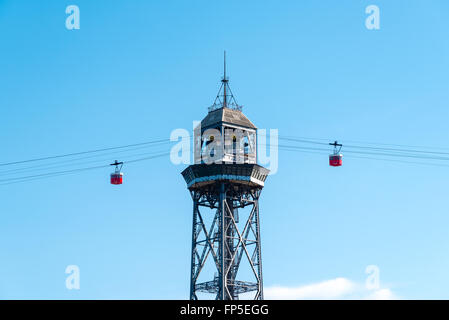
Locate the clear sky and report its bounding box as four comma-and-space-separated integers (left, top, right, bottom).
1, 0, 449, 299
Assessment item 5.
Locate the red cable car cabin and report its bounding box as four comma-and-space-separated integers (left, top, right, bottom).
110, 160, 124, 185
329, 154, 343, 167
328, 141, 343, 167
110, 172, 123, 185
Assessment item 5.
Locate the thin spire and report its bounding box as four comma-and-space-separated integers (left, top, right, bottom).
209, 51, 242, 113
222, 50, 228, 108
223, 50, 227, 81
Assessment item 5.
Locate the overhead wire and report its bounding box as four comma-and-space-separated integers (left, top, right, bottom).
0, 152, 170, 186
0, 142, 172, 176
0, 137, 172, 167
2, 133, 449, 186
278, 144, 449, 161
280, 135, 449, 151
279, 146, 449, 168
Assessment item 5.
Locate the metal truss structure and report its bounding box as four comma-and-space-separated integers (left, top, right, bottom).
188, 182, 264, 300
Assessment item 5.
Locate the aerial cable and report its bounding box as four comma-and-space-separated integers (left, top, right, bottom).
277, 143, 449, 161
0, 138, 172, 167
0, 143, 172, 175
279, 147, 449, 168
340, 154, 449, 168
280, 135, 449, 152
0, 148, 171, 177
0, 152, 170, 186
342, 149, 449, 161
279, 136, 329, 146
0, 164, 110, 183
341, 144, 449, 156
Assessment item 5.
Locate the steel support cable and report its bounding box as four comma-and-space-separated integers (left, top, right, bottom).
277, 145, 330, 152
278, 137, 329, 146
0, 143, 172, 176
335, 138, 449, 151
0, 165, 110, 183
279, 135, 449, 153
0, 172, 81, 186
3, 143, 449, 186
0, 152, 170, 186
279, 147, 449, 167
125, 152, 171, 164
340, 144, 449, 156
341, 149, 449, 161
277, 144, 449, 161
278, 148, 329, 156
5, 132, 442, 170
279, 135, 330, 142
0, 150, 172, 176
0, 137, 178, 167
4, 131, 449, 183
339, 153, 449, 168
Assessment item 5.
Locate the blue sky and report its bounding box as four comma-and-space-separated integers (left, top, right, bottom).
1, 0, 449, 299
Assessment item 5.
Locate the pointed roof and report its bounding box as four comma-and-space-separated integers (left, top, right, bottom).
198, 52, 256, 130
201, 107, 257, 130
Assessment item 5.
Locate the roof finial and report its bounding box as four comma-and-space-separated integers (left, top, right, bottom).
209, 51, 242, 113
222, 50, 228, 108
223, 50, 226, 81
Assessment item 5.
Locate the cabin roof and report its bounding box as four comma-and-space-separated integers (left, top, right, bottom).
200, 107, 257, 130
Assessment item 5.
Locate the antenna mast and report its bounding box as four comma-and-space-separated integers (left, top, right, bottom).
222, 51, 228, 108
209, 51, 242, 112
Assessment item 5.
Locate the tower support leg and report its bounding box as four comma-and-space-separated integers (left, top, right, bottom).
189, 184, 264, 300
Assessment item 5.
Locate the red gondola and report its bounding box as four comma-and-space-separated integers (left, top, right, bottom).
110, 160, 124, 185
329, 141, 343, 167
329, 154, 343, 166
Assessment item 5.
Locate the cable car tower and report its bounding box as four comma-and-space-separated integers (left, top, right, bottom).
181, 53, 270, 300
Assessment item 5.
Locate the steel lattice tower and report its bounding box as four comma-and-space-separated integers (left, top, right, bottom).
181, 53, 269, 300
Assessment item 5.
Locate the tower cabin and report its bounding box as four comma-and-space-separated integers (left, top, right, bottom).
194, 57, 257, 165
195, 106, 257, 165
